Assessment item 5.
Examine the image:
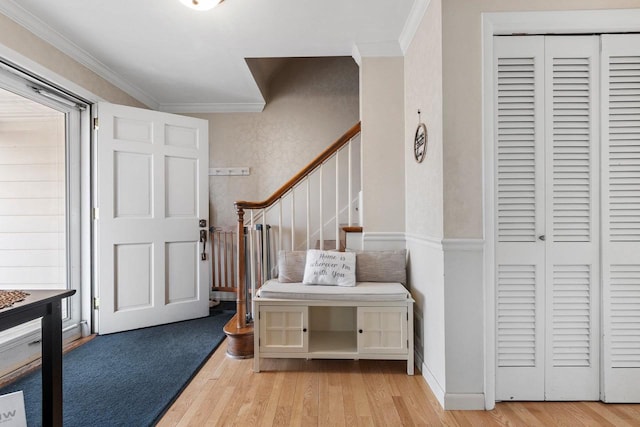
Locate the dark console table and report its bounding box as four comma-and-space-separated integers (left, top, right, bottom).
0, 289, 76, 427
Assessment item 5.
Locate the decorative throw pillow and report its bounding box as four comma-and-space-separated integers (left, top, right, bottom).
277, 250, 307, 283
302, 249, 356, 287
355, 250, 407, 284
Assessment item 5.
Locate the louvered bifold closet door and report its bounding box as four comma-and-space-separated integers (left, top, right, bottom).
494, 36, 546, 401
601, 34, 640, 403
543, 36, 600, 401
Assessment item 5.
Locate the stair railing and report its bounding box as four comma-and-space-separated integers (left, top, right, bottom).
234, 122, 362, 328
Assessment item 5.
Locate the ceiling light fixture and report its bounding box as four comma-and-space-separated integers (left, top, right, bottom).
179, 0, 223, 11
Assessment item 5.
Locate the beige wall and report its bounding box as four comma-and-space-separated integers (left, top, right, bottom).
189, 57, 359, 229
403, 0, 446, 394
0, 13, 145, 108
441, 0, 640, 238
360, 56, 405, 233
405, 1, 443, 239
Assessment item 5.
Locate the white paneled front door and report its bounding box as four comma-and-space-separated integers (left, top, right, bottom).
96, 102, 209, 334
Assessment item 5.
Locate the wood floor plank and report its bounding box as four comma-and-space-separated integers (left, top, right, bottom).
160, 340, 640, 427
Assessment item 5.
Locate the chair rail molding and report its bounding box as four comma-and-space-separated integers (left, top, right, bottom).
405, 232, 442, 250
441, 238, 484, 252
361, 231, 406, 251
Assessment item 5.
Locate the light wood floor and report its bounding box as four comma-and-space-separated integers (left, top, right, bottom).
159, 340, 640, 426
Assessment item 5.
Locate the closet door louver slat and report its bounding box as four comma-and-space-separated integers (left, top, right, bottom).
552, 265, 591, 367
551, 57, 592, 243
610, 265, 640, 369
608, 56, 640, 242
602, 34, 640, 403
497, 57, 537, 243
497, 264, 537, 367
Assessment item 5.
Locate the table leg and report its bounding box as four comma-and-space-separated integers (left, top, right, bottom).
41, 299, 63, 427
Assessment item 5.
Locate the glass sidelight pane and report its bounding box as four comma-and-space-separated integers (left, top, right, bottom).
0, 87, 67, 303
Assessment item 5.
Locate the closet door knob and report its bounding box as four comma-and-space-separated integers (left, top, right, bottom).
358, 329, 363, 333
538, 235, 546, 241
302, 328, 307, 332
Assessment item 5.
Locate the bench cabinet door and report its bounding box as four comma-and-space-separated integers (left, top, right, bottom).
259, 305, 308, 353
357, 306, 407, 354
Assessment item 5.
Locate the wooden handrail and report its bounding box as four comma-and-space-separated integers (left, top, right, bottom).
235, 122, 361, 211
232, 121, 361, 331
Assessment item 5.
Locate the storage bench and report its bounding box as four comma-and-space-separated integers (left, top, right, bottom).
253, 279, 415, 374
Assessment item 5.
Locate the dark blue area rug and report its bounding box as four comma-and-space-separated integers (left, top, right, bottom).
0, 309, 233, 427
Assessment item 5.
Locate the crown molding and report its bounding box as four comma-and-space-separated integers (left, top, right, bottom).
352, 40, 403, 65
0, 1, 158, 109
159, 102, 265, 113
399, 0, 431, 54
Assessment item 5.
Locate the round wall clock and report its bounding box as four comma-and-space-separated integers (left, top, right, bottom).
414, 122, 427, 163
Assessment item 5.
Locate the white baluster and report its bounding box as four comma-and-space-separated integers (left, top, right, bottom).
278, 199, 282, 254
262, 208, 267, 283
291, 190, 295, 250
319, 164, 324, 250
348, 139, 353, 227
306, 178, 310, 250
249, 211, 256, 319
335, 151, 340, 250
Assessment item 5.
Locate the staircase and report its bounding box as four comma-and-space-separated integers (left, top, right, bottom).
223, 122, 362, 357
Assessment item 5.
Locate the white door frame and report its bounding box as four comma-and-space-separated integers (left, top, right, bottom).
482, 8, 640, 409
0, 43, 101, 335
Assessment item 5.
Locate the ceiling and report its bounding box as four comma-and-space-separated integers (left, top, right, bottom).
0, 0, 422, 113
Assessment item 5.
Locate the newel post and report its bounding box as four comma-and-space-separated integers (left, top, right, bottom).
235, 205, 247, 329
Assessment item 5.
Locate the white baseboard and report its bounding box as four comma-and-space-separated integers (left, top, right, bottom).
421, 362, 445, 408
444, 393, 486, 410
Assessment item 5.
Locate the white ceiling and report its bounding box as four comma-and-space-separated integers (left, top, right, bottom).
0, 0, 423, 113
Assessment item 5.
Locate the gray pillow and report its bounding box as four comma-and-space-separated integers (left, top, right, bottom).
277, 250, 307, 283
355, 250, 407, 284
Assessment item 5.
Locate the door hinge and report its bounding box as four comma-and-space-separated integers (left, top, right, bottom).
93, 207, 99, 220
93, 297, 100, 310
93, 117, 99, 130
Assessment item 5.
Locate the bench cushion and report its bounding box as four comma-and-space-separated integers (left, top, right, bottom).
257, 279, 409, 301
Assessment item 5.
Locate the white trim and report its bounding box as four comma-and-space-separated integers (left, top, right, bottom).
159, 102, 265, 113
362, 231, 406, 242
352, 41, 404, 64
0, 39, 98, 337
422, 361, 445, 408
405, 232, 442, 250
0, 1, 157, 109
444, 393, 486, 410
481, 8, 640, 410
399, 0, 431, 54
442, 238, 484, 252
0, 44, 102, 104
484, 9, 640, 35
351, 45, 362, 67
